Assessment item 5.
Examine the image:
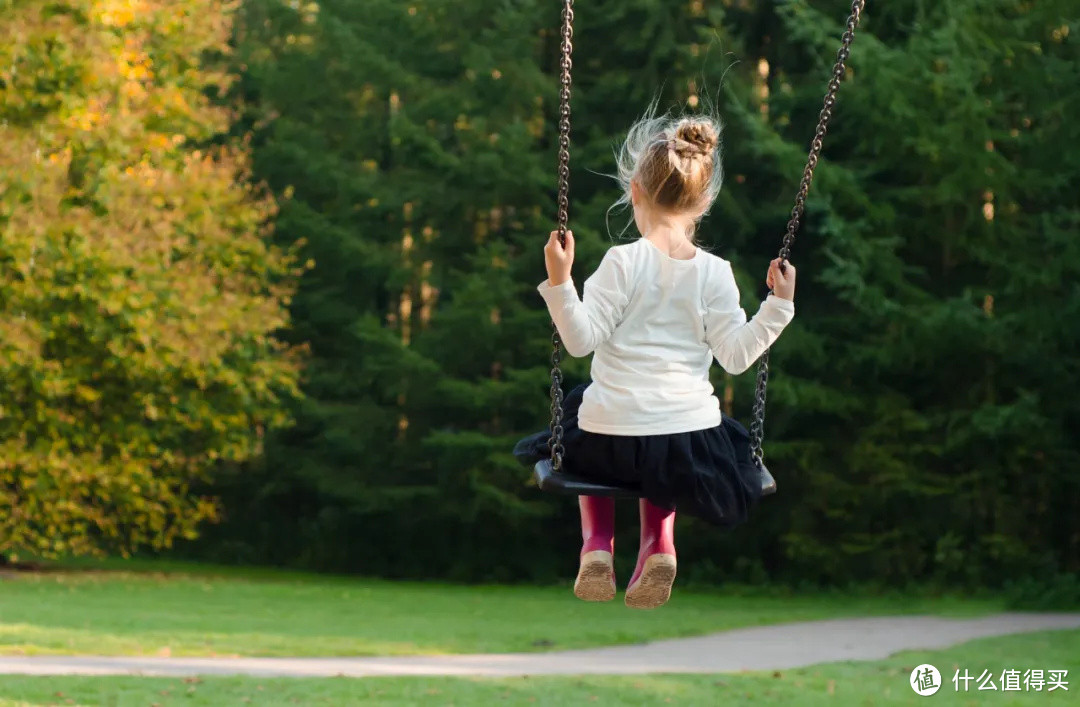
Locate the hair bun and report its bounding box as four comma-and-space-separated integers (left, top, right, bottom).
615, 108, 722, 216
672, 119, 718, 159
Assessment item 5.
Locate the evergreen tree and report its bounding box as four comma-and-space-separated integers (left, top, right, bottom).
196, 0, 1080, 587
197, 0, 570, 578
727, 0, 1080, 584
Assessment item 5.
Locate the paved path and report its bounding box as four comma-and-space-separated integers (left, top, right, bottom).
2, 614, 1078, 678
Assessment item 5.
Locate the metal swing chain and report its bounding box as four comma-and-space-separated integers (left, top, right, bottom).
548, 0, 574, 471
748, 0, 865, 472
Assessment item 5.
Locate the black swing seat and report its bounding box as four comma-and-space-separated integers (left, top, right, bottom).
532, 459, 643, 499
532, 459, 777, 498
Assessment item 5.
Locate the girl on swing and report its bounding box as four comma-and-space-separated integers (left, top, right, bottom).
515, 111, 796, 609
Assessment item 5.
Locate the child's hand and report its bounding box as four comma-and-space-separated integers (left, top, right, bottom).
767, 258, 796, 301
544, 229, 575, 286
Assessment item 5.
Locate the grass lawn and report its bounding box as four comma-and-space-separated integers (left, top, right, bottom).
0, 629, 1076, 706
0, 560, 1008, 658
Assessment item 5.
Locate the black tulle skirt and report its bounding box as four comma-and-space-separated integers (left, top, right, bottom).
513, 383, 765, 528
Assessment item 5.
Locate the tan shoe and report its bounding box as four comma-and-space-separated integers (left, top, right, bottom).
625, 499, 677, 609
624, 552, 677, 609
574, 550, 616, 602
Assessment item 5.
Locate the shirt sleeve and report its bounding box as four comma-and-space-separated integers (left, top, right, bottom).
536, 247, 630, 358
702, 260, 795, 375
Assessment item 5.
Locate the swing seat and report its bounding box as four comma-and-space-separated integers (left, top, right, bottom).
532, 459, 778, 498
532, 459, 644, 498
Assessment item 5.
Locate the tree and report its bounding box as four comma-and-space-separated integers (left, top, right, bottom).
0, 0, 300, 560
727, 0, 1080, 584
191, 0, 567, 578
196, 0, 1080, 588
199, 0, 781, 581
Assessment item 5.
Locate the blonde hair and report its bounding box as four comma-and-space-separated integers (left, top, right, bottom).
612, 105, 723, 226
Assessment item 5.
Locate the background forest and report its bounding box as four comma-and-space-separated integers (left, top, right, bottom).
2, 0, 1077, 593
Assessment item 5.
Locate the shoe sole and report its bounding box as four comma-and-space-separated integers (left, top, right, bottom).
574, 550, 616, 602
624, 554, 677, 609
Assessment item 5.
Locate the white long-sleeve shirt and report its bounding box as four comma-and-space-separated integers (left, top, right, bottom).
537, 237, 795, 436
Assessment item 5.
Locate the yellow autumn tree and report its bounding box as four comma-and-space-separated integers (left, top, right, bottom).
0, 0, 301, 559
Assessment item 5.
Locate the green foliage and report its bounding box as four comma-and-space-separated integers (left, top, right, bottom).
743, 0, 1080, 586
1004, 573, 1080, 611
189, 0, 571, 579
0, 1, 300, 559
187, 0, 1078, 588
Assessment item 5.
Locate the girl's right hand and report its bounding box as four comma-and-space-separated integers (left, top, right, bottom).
544, 229, 575, 286
767, 258, 796, 301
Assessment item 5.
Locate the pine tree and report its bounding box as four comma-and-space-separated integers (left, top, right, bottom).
196, 0, 1080, 586
730, 0, 1080, 584
198, 0, 569, 578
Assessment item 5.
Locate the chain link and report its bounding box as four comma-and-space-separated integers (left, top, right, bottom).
548, 0, 574, 471
748, 0, 864, 471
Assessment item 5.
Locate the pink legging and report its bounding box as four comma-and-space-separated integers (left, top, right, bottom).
579, 496, 675, 560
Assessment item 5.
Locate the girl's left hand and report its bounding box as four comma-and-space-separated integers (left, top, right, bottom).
544, 229, 575, 286
766, 258, 796, 301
